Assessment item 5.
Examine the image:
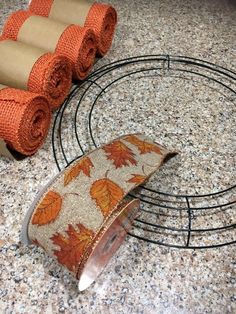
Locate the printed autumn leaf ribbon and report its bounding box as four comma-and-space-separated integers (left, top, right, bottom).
103, 140, 137, 168
90, 178, 124, 217
27, 133, 174, 279
64, 157, 94, 186
30, 135, 166, 227
32, 191, 62, 226
124, 134, 162, 155
51, 224, 94, 273
127, 174, 147, 185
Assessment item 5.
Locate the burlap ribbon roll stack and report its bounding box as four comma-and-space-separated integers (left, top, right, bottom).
0, 84, 51, 156
0, 36, 72, 110
0, 1, 117, 158
29, 0, 117, 56
2, 10, 97, 80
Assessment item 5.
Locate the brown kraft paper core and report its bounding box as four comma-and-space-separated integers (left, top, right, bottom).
18, 15, 69, 52
0, 140, 14, 159
0, 40, 46, 90
49, 0, 93, 26
0, 84, 7, 90
0, 139, 25, 160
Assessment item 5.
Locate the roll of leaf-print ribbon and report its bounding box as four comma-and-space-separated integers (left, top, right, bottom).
21, 133, 176, 290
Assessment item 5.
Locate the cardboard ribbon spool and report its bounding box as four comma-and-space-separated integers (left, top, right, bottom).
21, 134, 176, 290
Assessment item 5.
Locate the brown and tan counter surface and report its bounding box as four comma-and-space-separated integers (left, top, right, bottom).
0, 0, 235, 313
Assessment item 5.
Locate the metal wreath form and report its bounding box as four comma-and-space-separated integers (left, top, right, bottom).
52, 54, 236, 249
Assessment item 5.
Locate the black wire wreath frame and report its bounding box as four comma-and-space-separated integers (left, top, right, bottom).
52, 54, 236, 249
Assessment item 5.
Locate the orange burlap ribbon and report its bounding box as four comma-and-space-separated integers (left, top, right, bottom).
29, 0, 117, 56
0, 36, 72, 110
2, 10, 97, 80
0, 87, 51, 156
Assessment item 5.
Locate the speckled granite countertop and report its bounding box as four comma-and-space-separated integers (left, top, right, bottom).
0, 0, 236, 313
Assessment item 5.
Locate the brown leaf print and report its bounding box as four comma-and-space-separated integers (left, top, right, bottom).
64, 157, 94, 186
51, 224, 94, 273
32, 191, 62, 226
124, 135, 162, 155
127, 174, 147, 185
103, 140, 137, 168
90, 178, 124, 217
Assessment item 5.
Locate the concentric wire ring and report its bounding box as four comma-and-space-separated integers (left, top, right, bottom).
52, 55, 236, 249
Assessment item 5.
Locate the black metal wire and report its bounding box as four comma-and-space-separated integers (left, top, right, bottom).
52, 54, 236, 249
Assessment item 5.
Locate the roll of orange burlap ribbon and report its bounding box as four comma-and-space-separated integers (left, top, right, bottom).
29, 0, 117, 56
0, 37, 72, 110
0, 84, 51, 156
3, 10, 97, 80
22, 134, 176, 290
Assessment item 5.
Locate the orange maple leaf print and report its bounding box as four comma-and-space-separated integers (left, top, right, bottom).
32, 191, 62, 226
124, 135, 162, 155
127, 174, 147, 185
51, 224, 94, 273
103, 140, 137, 168
64, 157, 94, 186
90, 178, 124, 217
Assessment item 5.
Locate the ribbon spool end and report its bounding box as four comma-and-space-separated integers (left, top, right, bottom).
78, 199, 140, 291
